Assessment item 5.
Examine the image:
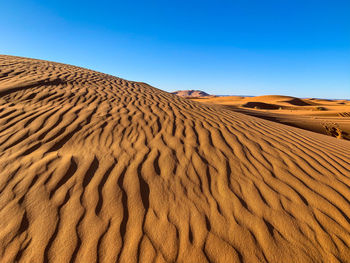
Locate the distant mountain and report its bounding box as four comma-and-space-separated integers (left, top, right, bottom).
171, 90, 211, 97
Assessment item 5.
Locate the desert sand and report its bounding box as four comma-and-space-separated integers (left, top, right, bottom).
0, 55, 350, 263
191, 95, 350, 141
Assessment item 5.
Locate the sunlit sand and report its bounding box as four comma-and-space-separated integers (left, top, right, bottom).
1, 55, 350, 262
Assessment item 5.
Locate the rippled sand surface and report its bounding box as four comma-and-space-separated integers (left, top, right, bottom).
1, 55, 350, 262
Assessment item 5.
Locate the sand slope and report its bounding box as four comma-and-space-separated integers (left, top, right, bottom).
191, 95, 350, 141
0, 55, 350, 263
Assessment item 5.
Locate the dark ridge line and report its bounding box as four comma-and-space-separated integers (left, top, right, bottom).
95, 162, 116, 215
136, 152, 151, 261
116, 166, 128, 262
69, 210, 85, 263
49, 157, 77, 198
18, 211, 29, 235
21, 142, 42, 156
47, 123, 83, 152
82, 156, 99, 188
14, 237, 32, 262
0, 78, 65, 97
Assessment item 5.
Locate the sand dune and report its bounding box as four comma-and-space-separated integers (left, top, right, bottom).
244, 95, 312, 106
192, 95, 350, 141
1, 55, 350, 262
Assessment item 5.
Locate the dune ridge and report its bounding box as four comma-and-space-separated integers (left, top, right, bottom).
0, 55, 350, 262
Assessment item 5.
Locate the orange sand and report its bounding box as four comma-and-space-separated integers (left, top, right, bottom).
191, 95, 350, 141
1, 55, 350, 262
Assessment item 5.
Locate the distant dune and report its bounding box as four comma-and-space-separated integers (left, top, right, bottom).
191, 95, 350, 141
1, 55, 350, 262
171, 90, 211, 97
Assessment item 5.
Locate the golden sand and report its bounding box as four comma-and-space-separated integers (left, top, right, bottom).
191, 95, 350, 141
0, 55, 350, 262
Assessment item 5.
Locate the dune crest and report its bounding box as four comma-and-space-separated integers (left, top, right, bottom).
0, 55, 350, 262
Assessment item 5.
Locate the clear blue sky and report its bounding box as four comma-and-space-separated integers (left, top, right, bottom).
1, 0, 349, 98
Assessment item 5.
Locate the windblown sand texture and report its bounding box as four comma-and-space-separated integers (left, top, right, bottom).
191, 95, 350, 141
1, 55, 350, 263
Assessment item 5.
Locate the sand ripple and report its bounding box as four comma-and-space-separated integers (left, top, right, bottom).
0, 55, 350, 262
